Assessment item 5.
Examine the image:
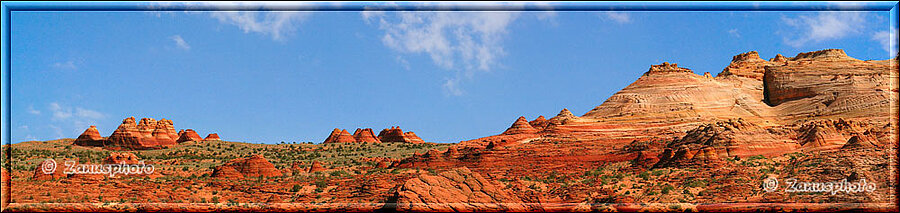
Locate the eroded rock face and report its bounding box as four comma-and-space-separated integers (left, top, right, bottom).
395, 167, 535, 212
762, 50, 893, 121
503, 116, 538, 135
718, 51, 775, 80
203, 133, 221, 141
211, 155, 281, 179
323, 128, 356, 143
529, 116, 549, 130
32, 160, 67, 180
74, 125, 105, 146
308, 161, 326, 173
103, 152, 141, 164
352, 128, 381, 143
106, 117, 179, 150
378, 127, 425, 143
177, 129, 203, 143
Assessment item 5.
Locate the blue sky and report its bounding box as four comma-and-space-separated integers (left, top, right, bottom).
5, 2, 898, 144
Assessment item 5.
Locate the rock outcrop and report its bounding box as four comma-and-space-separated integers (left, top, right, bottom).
308, 161, 326, 173
352, 128, 381, 143
176, 129, 203, 143
502, 116, 538, 135
395, 167, 534, 212
203, 133, 221, 141
211, 155, 282, 179
323, 128, 356, 143
32, 160, 67, 180
378, 127, 425, 143
718, 51, 775, 80
74, 125, 105, 146
106, 117, 179, 150
529, 116, 549, 129
102, 152, 141, 164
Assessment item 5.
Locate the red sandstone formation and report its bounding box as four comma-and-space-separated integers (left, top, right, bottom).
212, 155, 282, 179
308, 161, 326, 173
502, 116, 538, 135
203, 133, 221, 141
32, 160, 66, 180
105, 117, 179, 149
323, 128, 356, 143
74, 125, 105, 146
378, 127, 425, 143
102, 152, 141, 164
177, 129, 203, 143
529, 116, 549, 130
352, 128, 381, 143
395, 167, 535, 212
400, 48, 897, 187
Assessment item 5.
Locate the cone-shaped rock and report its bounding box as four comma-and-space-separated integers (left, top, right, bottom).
323, 128, 356, 143
503, 116, 538, 135
74, 125, 106, 146
203, 133, 221, 141
176, 129, 203, 143
211, 154, 281, 179
352, 128, 381, 143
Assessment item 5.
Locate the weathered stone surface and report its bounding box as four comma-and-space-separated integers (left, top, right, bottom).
203, 133, 221, 141
102, 152, 141, 164
106, 117, 179, 149
211, 155, 281, 179
395, 167, 535, 212
323, 128, 356, 143
352, 128, 381, 143
74, 125, 106, 147
177, 129, 203, 143
529, 116, 549, 130
32, 160, 66, 181
308, 161, 326, 173
502, 116, 538, 135
718, 51, 775, 80
378, 127, 425, 143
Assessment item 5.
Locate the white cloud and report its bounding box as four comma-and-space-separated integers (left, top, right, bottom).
52, 61, 78, 70
365, 11, 518, 96
781, 12, 865, 47
442, 78, 463, 96
728, 29, 741, 38
872, 27, 898, 58
49, 102, 72, 120
600, 12, 632, 24
170, 35, 191, 50
47, 102, 105, 138
209, 11, 309, 41
27, 105, 40, 115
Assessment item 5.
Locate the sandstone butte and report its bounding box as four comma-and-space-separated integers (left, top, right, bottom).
73, 117, 219, 150
397, 48, 898, 176
323, 126, 426, 143
378, 126, 425, 143
211, 154, 282, 179
203, 133, 221, 141
176, 129, 203, 143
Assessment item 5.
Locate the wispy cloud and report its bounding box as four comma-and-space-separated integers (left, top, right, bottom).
209, 11, 309, 41
48, 102, 106, 137
872, 27, 898, 58
365, 11, 518, 96
600, 12, 632, 24
728, 29, 741, 38
781, 12, 865, 47
27, 105, 40, 115
52, 60, 78, 70
170, 35, 191, 50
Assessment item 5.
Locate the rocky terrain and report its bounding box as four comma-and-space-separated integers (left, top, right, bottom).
74, 117, 220, 150
1, 49, 896, 212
